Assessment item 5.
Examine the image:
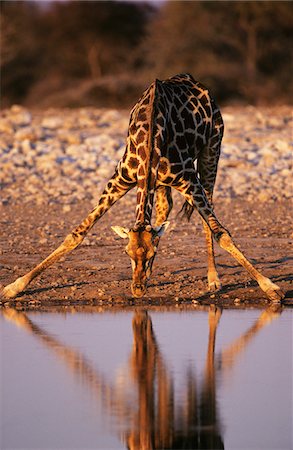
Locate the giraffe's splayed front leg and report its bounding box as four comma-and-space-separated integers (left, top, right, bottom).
2, 171, 133, 300
216, 232, 285, 303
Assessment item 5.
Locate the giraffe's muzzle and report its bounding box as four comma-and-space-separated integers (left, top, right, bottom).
131, 282, 147, 298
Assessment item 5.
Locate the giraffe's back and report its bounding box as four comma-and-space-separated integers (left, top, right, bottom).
119, 74, 224, 188
161, 74, 223, 159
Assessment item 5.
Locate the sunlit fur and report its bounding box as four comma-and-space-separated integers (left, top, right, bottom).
113, 224, 167, 298
127, 229, 156, 297
2, 74, 285, 302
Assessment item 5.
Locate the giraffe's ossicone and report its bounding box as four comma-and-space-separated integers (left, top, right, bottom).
3, 74, 285, 302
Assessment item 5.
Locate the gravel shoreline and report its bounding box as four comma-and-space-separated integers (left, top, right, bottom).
1, 105, 292, 207
1, 105, 292, 308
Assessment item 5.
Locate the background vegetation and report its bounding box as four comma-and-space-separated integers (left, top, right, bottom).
1, 0, 292, 108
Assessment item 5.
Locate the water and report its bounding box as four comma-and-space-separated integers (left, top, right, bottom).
1, 306, 292, 450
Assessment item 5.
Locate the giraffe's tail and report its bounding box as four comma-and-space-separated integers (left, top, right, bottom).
177, 200, 194, 222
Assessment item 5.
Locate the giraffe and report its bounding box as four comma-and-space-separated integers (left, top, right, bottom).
2, 74, 285, 301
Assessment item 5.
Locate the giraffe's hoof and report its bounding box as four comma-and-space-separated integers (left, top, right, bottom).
209, 281, 222, 292
208, 277, 222, 292
2, 277, 27, 299
265, 285, 285, 303
2, 284, 19, 299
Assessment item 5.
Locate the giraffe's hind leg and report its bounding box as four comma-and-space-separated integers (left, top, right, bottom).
174, 178, 285, 303
198, 141, 222, 291
3, 171, 134, 299
202, 219, 222, 291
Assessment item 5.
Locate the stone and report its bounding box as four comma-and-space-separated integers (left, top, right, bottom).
41, 116, 63, 129
0, 105, 291, 206
10, 105, 32, 126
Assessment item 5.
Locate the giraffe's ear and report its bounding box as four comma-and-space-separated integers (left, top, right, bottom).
154, 221, 170, 237
111, 226, 130, 239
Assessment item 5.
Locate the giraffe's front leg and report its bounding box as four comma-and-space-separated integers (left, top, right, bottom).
173, 178, 285, 303
215, 231, 285, 303
2, 172, 134, 299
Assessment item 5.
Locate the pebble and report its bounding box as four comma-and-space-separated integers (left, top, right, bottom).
63, 205, 71, 213
0, 106, 291, 207
41, 116, 63, 129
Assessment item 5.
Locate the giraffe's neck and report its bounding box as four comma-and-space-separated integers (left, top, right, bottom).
134, 80, 162, 229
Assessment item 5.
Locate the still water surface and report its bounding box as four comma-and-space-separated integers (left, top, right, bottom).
1, 306, 292, 450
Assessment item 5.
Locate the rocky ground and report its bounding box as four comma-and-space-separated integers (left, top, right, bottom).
0, 105, 292, 310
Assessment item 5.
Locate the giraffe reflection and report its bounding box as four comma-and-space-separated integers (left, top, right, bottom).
127, 308, 224, 450
3, 306, 281, 450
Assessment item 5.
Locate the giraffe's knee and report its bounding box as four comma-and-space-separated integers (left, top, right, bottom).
214, 229, 233, 250
63, 232, 84, 249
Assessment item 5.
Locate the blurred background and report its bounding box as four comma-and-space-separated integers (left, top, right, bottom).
1, 0, 292, 109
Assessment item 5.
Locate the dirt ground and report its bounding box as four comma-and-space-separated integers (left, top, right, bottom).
0, 195, 292, 311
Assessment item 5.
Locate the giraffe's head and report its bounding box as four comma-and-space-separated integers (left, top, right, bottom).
112, 222, 169, 298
